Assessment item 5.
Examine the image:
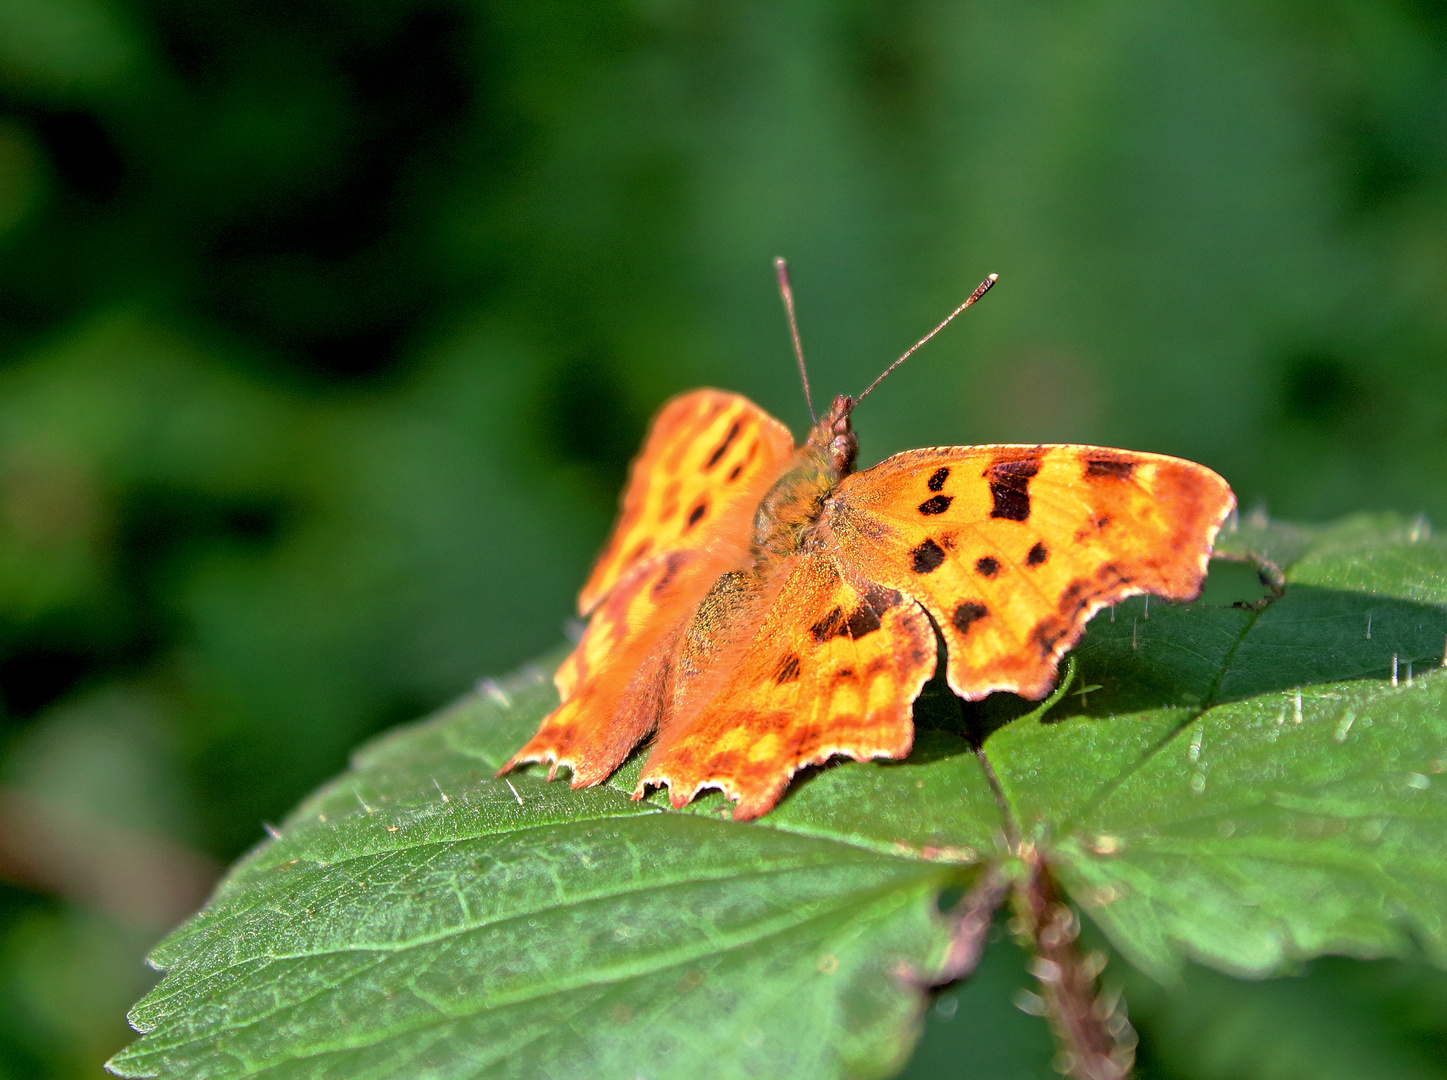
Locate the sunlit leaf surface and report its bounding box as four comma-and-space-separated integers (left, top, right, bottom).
110, 516, 1447, 1077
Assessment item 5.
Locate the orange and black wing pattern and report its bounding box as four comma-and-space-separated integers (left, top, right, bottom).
502, 390, 796, 784
825, 444, 1234, 701
577, 389, 795, 614
636, 555, 936, 819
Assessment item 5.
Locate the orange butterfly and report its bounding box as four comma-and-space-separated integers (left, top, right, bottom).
502, 266, 1235, 819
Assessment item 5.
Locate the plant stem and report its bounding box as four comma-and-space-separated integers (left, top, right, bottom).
1014, 853, 1136, 1080
937, 866, 1011, 983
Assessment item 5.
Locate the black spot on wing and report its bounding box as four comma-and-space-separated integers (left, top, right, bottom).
846, 604, 882, 639
986, 457, 1040, 521
863, 582, 903, 612
812, 596, 886, 642
704, 421, 741, 470
918, 494, 953, 515
911, 539, 946, 574
1058, 578, 1092, 618
952, 602, 988, 634
774, 653, 801, 684
975, 556, 999, 577
811, 607, 847, 642
1027, 542, 1048, 566
726, 440, 760, 484
686, 502, 708, 529
1031, 615, 1070, 657
927, 467, 950, 492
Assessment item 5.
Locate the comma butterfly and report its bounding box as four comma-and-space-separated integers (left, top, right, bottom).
501, 265, 1235, 819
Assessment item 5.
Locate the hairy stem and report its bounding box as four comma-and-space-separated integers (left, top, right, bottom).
935, 866, 1011, 984
1013, 854, 1136, 1080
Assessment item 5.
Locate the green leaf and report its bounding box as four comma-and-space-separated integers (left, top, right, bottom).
107, 665, 987, 1079
1007, 515, 1447, 980
110, 515, 1447, 1077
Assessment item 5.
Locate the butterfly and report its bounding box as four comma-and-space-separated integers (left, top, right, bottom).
501, 265, 1236, 819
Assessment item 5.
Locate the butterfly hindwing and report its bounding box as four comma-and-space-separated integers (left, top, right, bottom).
503, 548, 722, 784
637, 555, 936, 819
824, 444, 1235, 700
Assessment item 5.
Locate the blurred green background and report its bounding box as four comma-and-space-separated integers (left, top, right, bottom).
0, 0, 1444, 1075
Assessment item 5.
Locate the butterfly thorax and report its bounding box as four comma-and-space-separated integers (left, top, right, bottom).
749, 395, 858, 563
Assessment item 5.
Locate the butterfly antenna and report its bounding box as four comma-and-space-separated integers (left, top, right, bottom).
774, 257, 815, 422
855, 273, 998, 405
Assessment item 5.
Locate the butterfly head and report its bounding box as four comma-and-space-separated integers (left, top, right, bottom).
807, 394, 858, 477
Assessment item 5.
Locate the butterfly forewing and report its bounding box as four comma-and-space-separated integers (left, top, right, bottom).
577, 390, 795, 614
505, 548, 720, 783
825, 444, 1235, 701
